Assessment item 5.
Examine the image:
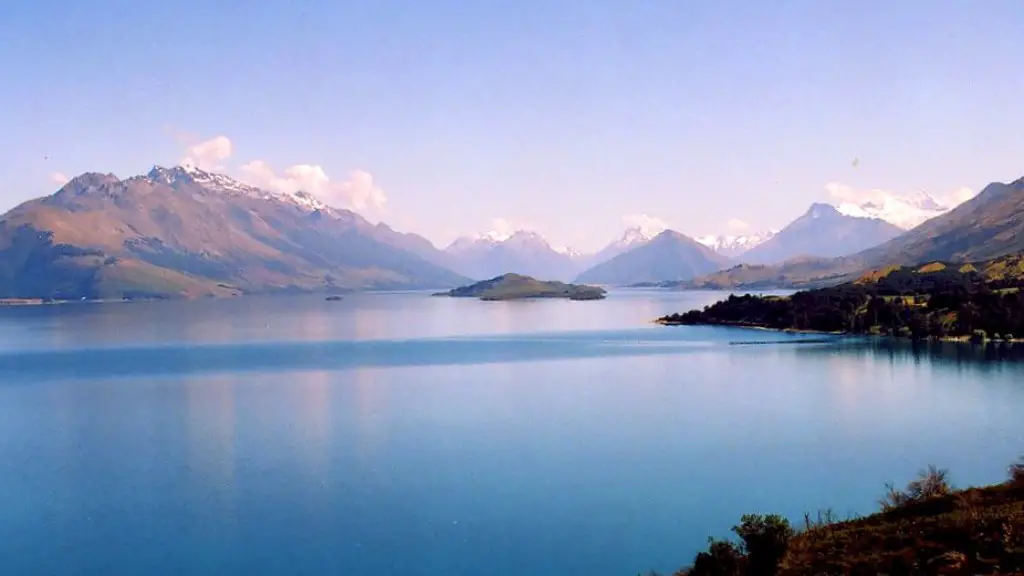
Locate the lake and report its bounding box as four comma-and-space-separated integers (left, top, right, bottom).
1, 290, 1022, 575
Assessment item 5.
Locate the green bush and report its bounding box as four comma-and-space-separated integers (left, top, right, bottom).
732, 514, 793, 576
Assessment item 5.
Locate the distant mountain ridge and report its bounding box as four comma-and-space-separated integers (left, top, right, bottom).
681, 175, 1024, 289
0, 166, 467, 299
574, 230, 730, 285
695, 230, 777, 258
738, 203, 903, 265
444, 230, 580, 281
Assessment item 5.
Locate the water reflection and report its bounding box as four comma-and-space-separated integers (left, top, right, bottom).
796, 338, 1024, 376
184, 376, 237, 534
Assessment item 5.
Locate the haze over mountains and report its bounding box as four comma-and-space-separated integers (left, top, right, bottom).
0, 164, 1005, 298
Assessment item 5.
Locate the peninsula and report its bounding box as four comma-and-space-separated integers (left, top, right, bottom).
657, 253, 1024, 341
435, 273, 606, 301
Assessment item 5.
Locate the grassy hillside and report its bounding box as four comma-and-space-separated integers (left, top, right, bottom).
648, 462, 1024, 576
437, 273, 606, 301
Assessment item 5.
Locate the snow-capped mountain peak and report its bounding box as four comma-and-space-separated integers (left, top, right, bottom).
446, 228, 551, 253
695, 230, 777, 258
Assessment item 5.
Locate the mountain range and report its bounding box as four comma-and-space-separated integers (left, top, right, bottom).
443, 230, 580, 282
0, 164, 1008, 299
736, 204, 903, 265
684, 175, 1024, 289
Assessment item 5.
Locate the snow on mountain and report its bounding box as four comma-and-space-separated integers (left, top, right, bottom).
444, 229, 580, 280
694, 230, 777, 258
828, 186, 978, 230
144, 165, 330, 212
585, 225, 666, 267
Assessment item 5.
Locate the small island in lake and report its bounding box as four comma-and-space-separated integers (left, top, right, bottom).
435, 273, 607, 301
657, 253, 1024, 341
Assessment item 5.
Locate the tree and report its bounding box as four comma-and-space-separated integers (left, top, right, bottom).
732, 514, 793, 576
688, 538, 742, 576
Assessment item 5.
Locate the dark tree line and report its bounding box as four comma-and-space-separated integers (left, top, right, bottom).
660, 267, 1024, 340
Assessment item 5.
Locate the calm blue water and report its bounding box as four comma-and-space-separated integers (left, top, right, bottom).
1, 290, 1023, 575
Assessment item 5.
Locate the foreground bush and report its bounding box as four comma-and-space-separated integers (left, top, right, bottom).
667, 461, 1024, 576
879, 464, 952, 511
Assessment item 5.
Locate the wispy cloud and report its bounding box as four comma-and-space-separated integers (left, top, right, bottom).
50, 172, 70, 186
180, 135, 233, 171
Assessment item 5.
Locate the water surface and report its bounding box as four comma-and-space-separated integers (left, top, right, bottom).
1, 290, 1022, 575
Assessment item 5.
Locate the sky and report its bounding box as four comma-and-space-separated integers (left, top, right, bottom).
3, 0, 1024, 253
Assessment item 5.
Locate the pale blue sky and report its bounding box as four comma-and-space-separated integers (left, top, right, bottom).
3, 0, 1023, 251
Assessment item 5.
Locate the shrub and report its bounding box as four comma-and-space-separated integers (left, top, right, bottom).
879, 481, 912, 511
687, 538, 742, 576
732, 514, 793, 576
879, 465, 952, 510
907, 465, 952, 500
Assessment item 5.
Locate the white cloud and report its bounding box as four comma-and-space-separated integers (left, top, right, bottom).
337, 169, 388, 210
726, 218, 750, 232
50, 172, 70, 186
238, 160, 387, 212
171, 132, 387, 215
622, 213, 669, 235
180, 135, 233, 170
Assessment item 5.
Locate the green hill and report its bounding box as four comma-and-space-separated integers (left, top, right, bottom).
436, 273, 606, 301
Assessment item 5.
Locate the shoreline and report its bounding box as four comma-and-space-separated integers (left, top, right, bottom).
656, 319, 1024, 343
